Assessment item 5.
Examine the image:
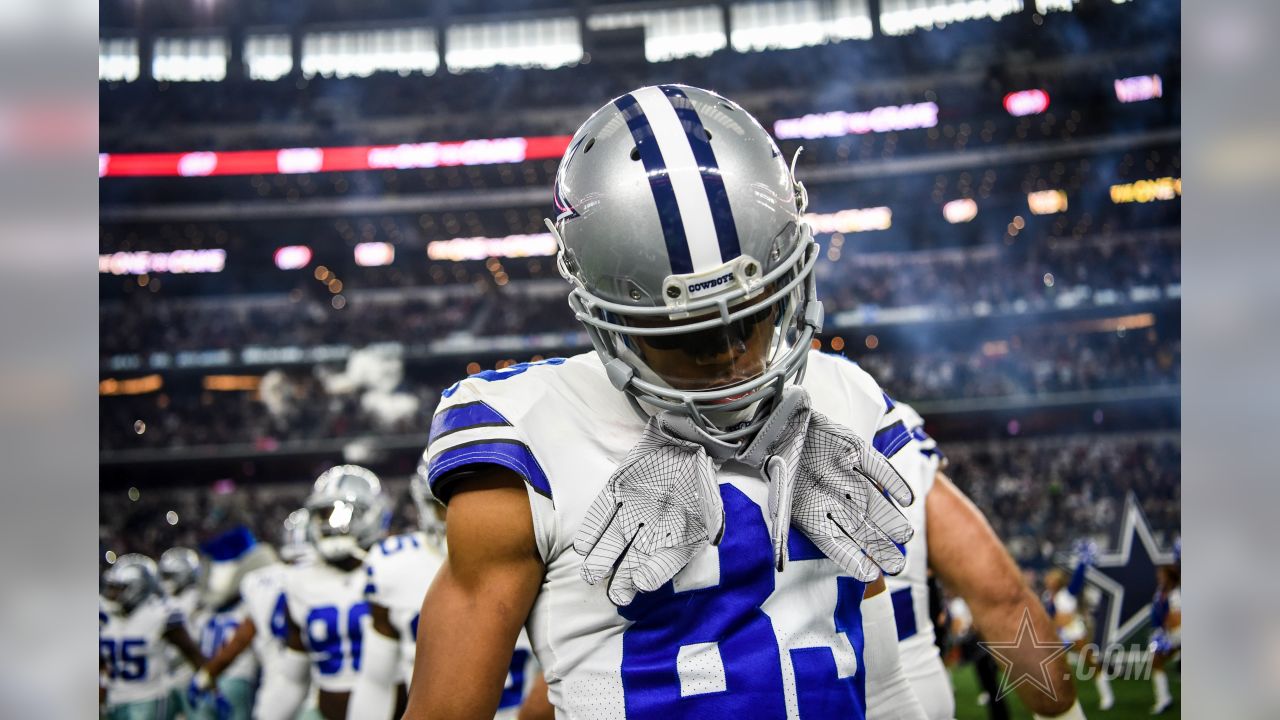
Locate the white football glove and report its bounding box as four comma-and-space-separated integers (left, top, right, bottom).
574, 414, 725, 606
791, 411, 915, 580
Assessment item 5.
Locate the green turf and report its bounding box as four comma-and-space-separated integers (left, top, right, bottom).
949, 665, 1180, 719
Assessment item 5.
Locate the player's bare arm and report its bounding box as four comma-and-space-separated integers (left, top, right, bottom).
926, 471, 1077, 716
405, 467, 543, 720
162, 623, 206, 669
371, 601, 399, 639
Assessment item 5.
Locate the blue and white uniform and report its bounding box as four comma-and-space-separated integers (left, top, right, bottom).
425, 351, 906, 719
101, 595, 187, 716
282, 559, 371, 694
164, 585, 202, 710
239, 563, 290, 668
200, 601, 259, 682
876, 399, 954, 720
363, 531, 538, 717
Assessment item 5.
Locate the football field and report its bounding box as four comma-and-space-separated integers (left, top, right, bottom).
950, 666, 1181, 719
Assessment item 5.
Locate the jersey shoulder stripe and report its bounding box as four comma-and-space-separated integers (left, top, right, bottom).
424, 355, 612, 505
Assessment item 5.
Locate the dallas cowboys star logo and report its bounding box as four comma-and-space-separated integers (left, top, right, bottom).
1084, 493, 1178, 647
978, 607, 1071, 702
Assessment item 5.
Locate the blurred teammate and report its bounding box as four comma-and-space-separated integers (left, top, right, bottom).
879, 394, 1086, 718
261, 466, 390, 720
407, 85, 928, 719
194, 510, 314, 718
1148, 564, 1180, 714
1044, 546, 1114, 711
159, 547, 204, 719
100, 554, 206, 720
349, 464, 540, 720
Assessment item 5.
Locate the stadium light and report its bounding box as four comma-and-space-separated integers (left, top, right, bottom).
943, 199, 978, 224
99, 135, 572, 178
354, 242, 396, 267
99, 249, 226, 275
773, 103, 938, 140
1003, 89, 1050, 117
1114, 74, 1163, 103
427, 233, 558, 261
1110, 177, 1181, 204
274, 245, 313, 270
1027, 189, 1068, 215
804, 207, 893, 234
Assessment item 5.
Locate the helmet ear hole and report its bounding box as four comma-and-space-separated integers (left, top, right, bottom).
583, 137, 595, 154
629, 146, 641, 161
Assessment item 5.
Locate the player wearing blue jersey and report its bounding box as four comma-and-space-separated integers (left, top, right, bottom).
406, 86, 931, 720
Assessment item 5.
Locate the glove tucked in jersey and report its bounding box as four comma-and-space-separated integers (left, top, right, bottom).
574, 412, 726, 606
576, 384, 915, 605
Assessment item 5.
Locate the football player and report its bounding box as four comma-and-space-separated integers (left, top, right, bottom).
407, 85, 933, 720
881, 400, 1087, 719
158, 547, 204, 719
258, 466, 389, 720
349, 462, 541, 720
193, 510, 314, 718
100, 554, 206, 720
1148, 564, 1180, 714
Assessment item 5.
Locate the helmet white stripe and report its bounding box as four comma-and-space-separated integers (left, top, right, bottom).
631, 86, 723, 273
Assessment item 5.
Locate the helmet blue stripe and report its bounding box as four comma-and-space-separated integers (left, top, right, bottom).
659, 85, 743, 262
613, 93, 694, 275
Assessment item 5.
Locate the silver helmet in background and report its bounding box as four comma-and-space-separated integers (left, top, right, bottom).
304, 465, 390, 562
412, 453, 446, 547
280, 508, 314, 564
549, 84, 821, 441
103, 553, 162, 615
158, 546, 201, 595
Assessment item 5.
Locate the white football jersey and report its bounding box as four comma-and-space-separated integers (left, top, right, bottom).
425, 351, 901, 719
240, 563, 290, 667
364, 530, 540, 717
283, 558, 371, 693
200, 600, 260, 682
363, 531, 446, 684
876, 398, 954, 720
100, 595, 185, 705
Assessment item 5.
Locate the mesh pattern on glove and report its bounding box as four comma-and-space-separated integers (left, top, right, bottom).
574, 416, 723, 606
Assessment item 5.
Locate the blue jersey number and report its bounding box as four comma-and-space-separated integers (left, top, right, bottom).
618, 484, 867, 719
306, 602, 370, 676
377, 534, 421, 556
269, 592, 290, 642
201, 613, 241, 658
100, 638, 148, 680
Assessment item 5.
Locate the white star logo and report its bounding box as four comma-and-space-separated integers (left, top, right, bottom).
978, 606, 1071, 702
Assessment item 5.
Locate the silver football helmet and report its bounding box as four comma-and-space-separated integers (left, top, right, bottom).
304, 465, 390, 562
412, 454, 446, 546
158, 547, 201, 595
280, 508, 314, 564
549, 84, 821, 441
103, 554, 161, 615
